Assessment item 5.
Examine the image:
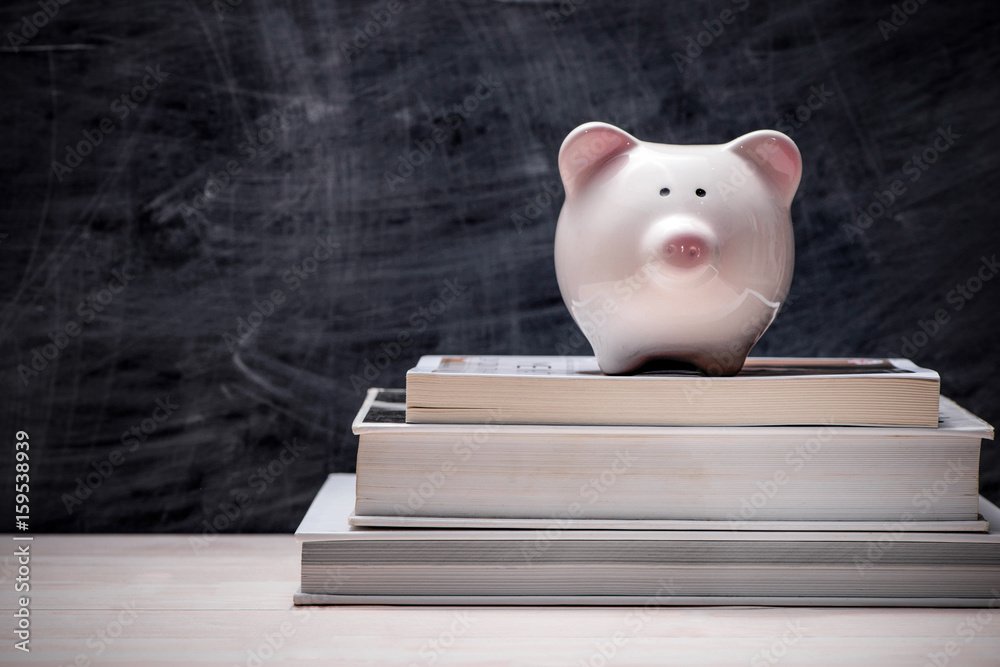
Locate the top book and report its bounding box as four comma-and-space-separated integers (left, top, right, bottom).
405, 355, 941, 427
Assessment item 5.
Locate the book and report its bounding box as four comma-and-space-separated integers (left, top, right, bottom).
295, 474, 1000, 606
354, 389, 991, 524
405, 355, 941, 427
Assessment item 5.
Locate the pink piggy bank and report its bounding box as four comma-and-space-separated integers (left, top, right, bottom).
554, 122, 802, 375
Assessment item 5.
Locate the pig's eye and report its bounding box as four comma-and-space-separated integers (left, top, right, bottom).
696, 188, 707, 197
659, 188, 671, 196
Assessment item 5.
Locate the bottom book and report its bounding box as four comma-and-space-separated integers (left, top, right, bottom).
294, 474, 1000, 607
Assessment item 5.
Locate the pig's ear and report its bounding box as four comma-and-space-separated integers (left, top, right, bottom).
725, 130, 802, 208
559, 122, 639, 196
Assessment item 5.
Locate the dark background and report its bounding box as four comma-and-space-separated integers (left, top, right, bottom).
1, 0, 998, 532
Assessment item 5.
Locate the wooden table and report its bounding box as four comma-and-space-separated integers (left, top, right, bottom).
3, 535, 1000, 665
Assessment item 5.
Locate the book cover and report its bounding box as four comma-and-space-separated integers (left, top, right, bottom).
405, 355, 941, 426
353, 389, 991, 524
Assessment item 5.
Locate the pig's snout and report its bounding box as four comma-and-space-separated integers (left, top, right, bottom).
645, 219, 719, 272
660, 233, 711, 269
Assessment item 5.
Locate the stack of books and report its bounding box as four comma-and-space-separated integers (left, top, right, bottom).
295, 356, 999, 606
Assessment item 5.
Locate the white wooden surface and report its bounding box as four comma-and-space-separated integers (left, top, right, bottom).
3, 535, 1000, 665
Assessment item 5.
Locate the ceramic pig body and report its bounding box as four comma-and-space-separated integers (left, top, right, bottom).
554, 122, 801, 376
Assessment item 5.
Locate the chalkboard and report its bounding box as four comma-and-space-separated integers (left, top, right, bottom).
1, 0, 998, 532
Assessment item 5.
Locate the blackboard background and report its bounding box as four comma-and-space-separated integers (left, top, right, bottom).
1, 0, 998, 532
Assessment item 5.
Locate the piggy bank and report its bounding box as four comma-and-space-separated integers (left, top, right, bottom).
553, 122, 801, 376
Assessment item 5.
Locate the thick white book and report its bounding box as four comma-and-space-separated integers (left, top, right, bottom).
405, 355, 941, 426
353, 389, 992, 524
294, 474, 1000, 606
